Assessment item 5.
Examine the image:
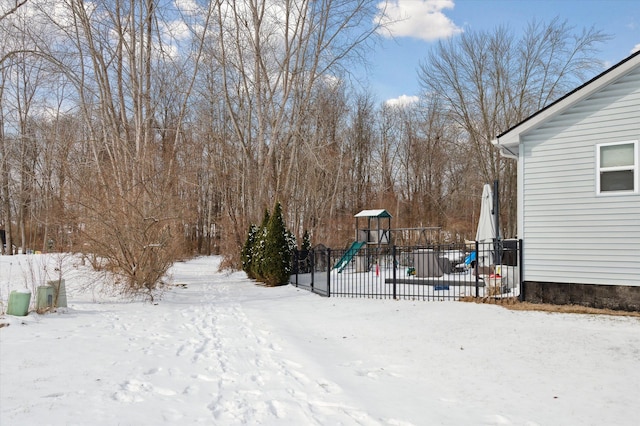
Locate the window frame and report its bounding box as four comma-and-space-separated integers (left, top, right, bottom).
596, 140, 638, 195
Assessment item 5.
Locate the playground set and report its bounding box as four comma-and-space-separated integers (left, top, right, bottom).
302, 209, 521, 300
333, 209, 443, 273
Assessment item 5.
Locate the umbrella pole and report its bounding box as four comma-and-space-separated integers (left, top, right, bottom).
493, 179, 502, 274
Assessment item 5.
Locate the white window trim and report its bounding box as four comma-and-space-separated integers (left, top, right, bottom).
596, 140, 638, 195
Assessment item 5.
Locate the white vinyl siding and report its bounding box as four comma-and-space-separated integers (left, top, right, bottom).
520, 66, 640, 287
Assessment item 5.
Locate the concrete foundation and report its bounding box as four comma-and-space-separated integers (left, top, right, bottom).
522, 281, 640, 312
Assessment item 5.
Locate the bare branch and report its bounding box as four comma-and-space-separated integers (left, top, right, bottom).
0, 0, 27, 22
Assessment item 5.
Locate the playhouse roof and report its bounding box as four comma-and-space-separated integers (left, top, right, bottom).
354, 209, 392, 218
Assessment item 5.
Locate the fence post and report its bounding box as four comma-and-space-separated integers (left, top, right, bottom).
475, 241, 480, 298
327, 249, 331, 297
310, 249, 315, 290
518, 239, 524, 302
392, 245, 397, 299
294, 250, 299, 287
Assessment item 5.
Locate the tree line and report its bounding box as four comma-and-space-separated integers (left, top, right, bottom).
0, 0, 608, 298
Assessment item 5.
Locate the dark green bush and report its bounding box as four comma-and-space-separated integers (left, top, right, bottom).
241, 224, 259, 279
242, 203, 294, 286
262, 202, 293, 286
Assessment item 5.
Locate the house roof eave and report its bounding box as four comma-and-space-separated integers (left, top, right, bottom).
491, 137, 519, 160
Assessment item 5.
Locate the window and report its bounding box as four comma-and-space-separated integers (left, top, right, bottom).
597, 141, 638, 194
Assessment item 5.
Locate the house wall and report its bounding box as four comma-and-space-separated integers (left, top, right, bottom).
520, 66, 640, 288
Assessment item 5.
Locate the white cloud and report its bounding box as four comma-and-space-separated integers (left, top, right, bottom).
385, 94, 419, 107
174, 0, 201, 16
632, 43, 640, 54
162, 19, 192, 41
320, 74, 342, 89
375, 0, 462, 41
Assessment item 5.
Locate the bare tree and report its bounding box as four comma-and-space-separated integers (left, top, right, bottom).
39, 0, 215, 299
0, 0, 32, 256
291, 76, 352, 246
418, 19, 609, 236
0, 0, 28, 22
209, 0, 385, 260
0, 2, 57, 254
373, 96, 463, 235
0, 66, 12, 255
348, 92, 376, 210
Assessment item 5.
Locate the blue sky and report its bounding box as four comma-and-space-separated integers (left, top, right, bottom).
368, 0, 640, 104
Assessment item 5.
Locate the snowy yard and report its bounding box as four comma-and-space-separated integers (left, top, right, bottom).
1, 255, 639, 425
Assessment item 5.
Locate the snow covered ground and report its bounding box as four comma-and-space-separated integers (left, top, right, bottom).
1, 254, 639, 425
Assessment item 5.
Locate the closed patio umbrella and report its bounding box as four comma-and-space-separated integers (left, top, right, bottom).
476, 184, 498, 267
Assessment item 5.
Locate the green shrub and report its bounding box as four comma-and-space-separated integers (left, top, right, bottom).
251, 209, 270, 280
241, 224, 259, 279
262, 202, 293, 286
242, 203, 296, 286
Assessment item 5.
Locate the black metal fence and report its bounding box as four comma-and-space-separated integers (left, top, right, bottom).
290, 240, 522, 301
